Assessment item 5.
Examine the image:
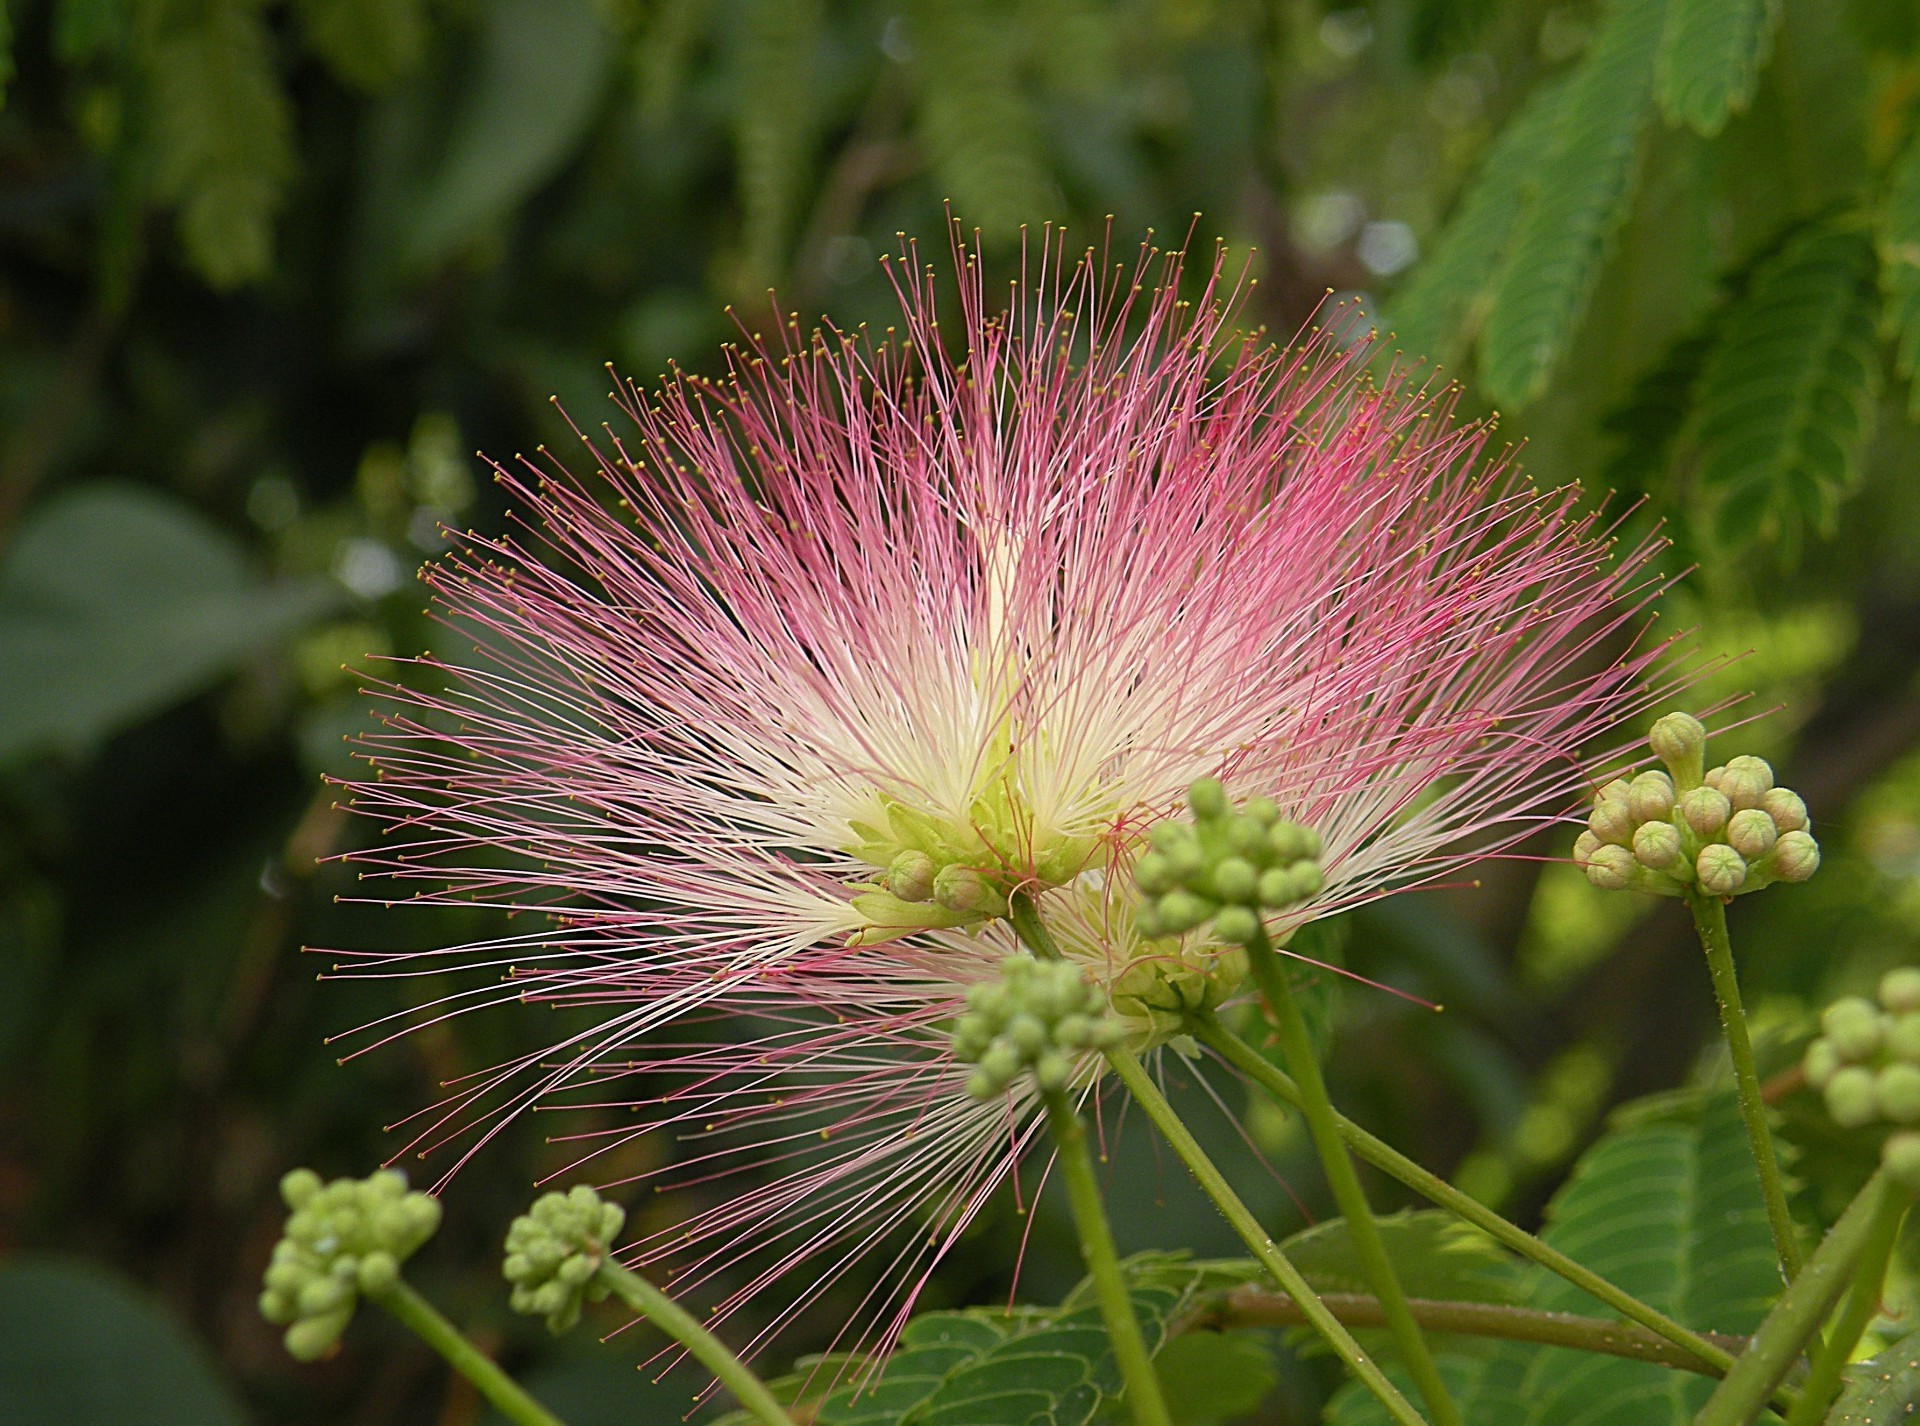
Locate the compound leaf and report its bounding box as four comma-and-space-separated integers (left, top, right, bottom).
1655, 0, 1780, 135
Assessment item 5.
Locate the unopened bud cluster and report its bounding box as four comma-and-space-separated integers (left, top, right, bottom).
504, 1184, 626, 1333
1804, 970, 1920, 1190
1575, 712, 1818, 899
259, 1169, 442, 1361
1134, 779, 1323, 944
951, 955, 1120, 1100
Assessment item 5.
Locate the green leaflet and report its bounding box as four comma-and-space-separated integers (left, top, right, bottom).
907, 0, 1055, 243
1881, 128, 1920, 418
1478, 0, 1667, 409
731, 0, 823, 289
1328, 1090, 1780, 1426
1654, 0, 1780, 136
1685, 221, 1880, 555
1384, 77, 1567, 369
1827, 1327, 1920, 1424
1280, 1211, 1526, 1307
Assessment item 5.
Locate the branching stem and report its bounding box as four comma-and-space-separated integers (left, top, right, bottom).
371, 1280, 568, 1426
1780, 1185, 1911, 1426
597, 1263, 798, 1426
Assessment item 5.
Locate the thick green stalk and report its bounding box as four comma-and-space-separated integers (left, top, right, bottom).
371, 1280, 569, 1426
1781, 1187, 1910, 1426
1242, 930, 1461, 1426
1041, 1089, 1176, 1426
1216, 1287, 1751, 1374
1689, 892, 1804, 1281
596, 1263, 797, 1426
1697, 1172, 1894, 1426
1103, 1045, 1429, 1426
1197, 1017, 1802, 1419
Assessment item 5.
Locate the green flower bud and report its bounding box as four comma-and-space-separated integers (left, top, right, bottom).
1720, 756, 1774, 813
1583, 843, 1636, 891
1770, 830, 1820, 883
1826, 1065, 1880, 1128
1885, 1132, 1920, 1191
1243, 795, 1280, 827
1134, 852, 1175, 896
1632, 820, 1683, 871
1879, 1063, 1920, 1125
886, 850, 937, 903
1696, 844, 1747, 897
1572, 829, 1601, 868
1598, 777, 1633, 803
1679, 787, 1731, 840
1212, 856, 1258, 903
284, 1309, 353, 1362
1155, 889, 1215, 934
1187, 778, 1228, 821
1034, 1050, 1072, 1092
1726, 808, 1778, 861
504, 1185, 628, 1333
1762, 787, 1809, 834
355, 1252, 398, 1294
1588, 799, 1634, 847
1882, 969, 1920, 1015
1225, 817, 1269, 860
1626, 771, 1676, 824
281, 1168, 324, 1210
951, 955, 1115, 1101
1823, 998, 1884, 1061
1212, 905, 1260, 945
1803, 1037, 1840, 1090
1888, 1012, 1920, 1065
1648, 712, 1707, 789
1005, 1014, 1048, 1055
933, 865, 994, 913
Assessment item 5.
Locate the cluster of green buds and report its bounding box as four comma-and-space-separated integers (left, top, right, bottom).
1133, 778, 1324, 944
503, 1184, 627, 1333
1575, 712, 1819, 899
951, 955, 1122, 1100
258, 1169, 442, 1360
1804, 970, 1920, 1190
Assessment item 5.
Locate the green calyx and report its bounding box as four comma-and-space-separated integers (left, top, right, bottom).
1133, 779, 1323, 942
503, 1184, 627, 1333
951, 955, 1122, 1101
1576, 719, 1819, 899
1804, 970, 1920, 1190
258, 1168, 442, 1361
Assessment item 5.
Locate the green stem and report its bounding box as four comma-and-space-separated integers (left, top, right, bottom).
1041, 1089, 1176, 1426
1194, 1017, 1729, 1365
1689, 892, 1804, 1281
596, 1263, 798, 1426
1697, 1172, 1895, 1426
371, 1280, 569, 1426
1215, 1287, 1753, 1375
1103, 1045, 1430, 1426
1242, 930, 1461, 1426
1781, 1186, 1911, 1426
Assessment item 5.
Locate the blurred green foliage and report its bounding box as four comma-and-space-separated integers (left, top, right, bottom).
3, 0, 1920, 1422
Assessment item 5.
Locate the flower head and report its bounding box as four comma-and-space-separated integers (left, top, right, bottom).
331, 229, 1681, 1360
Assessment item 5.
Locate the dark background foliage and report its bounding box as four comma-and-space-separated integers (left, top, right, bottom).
2, 0, 1919, 1422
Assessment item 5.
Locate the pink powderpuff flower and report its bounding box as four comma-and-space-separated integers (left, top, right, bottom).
329, 228, 1689, 1364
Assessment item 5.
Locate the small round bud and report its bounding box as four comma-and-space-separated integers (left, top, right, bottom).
356, 1252, 398, 1295
1649, 713, 1708, 784
1212, 856, 1258, 903
1704, 767, 1727, 792
1225, 817, 1269, 860
886, 850, 937, 903
1882, 969, 1920, 1015
1726, 809, 1778, 860
1626, 771, 1676, 824
1243, 796, 1279, 827
1631, 820, 1683, 871
1679, 787, 1731, 839
1803, 1037, 1840, 1090
1572, 829, 1601, 868
1588, 799, 1634, 847
1826, 1065, 1880, 1128
1598, 778, 1633, 803
1005, 1014, 1047, 1056
1888, 1013, 1920, 1064
284, 1311, 352, 1362
1822, 998, 1883, 1062
1135, 852, 1176, 896
933, 865, 991, 913
281, 1168, 324, 1210
1033, 1051, 1072, 1093
1720, 756, 1774, 812
1762, 787, 1809, 834
1885, 1132, 1920, 1191
1156, 890, 1214, 934
1212, 906, 1260, 945
1879, 1064, 1920, 1125
1187, 778, 1228, 821
1583, 844, 1636, 891
1770, 830, 1820, 883
1696, 845, 1747, 897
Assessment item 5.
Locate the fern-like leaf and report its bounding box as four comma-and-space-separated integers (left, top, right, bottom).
1880, 127, 1920, 417
731, 0, 822, 291
1282, 1211, 1526, 1306
1382, 78, 1566, 368
1655, 0, 1780, 136
1685, 221, 1880, 554
1478, 0, 1666, 409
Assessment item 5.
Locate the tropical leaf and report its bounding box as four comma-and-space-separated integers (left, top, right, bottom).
1684, 221, 1880, 554
1329, 1091, 1780, 1426
1478, 0, 1666, 408
1655, 0, 1780, 136
145, 0, 297, 287
1827, 1327, 1920, 1424
1384, 77, 1567, 367
1880, 127, 1920, 418
1281, 1211, 1526, 1306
